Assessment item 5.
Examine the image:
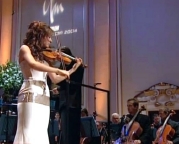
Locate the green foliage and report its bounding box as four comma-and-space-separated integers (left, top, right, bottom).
0, 61, 23, 94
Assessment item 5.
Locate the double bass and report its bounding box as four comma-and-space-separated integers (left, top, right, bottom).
153, 110, 176, 144
120, 105, 146, 144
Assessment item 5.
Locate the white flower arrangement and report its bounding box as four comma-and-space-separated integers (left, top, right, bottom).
0, 61, 23, 95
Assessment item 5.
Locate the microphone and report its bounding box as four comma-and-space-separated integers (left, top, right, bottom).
94, 83, 101, 86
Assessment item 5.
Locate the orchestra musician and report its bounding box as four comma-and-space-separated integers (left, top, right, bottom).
81, 108, 89, 117
111, 113, 121, 124
120, 98, 152, 144
150, 114, 161, 141
157, 107, 179, 144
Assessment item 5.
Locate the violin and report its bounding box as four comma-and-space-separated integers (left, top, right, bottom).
153, 110, 176, 144
42, 48, 87, 68
42, 48, 73, 64
120, 105, 146, 144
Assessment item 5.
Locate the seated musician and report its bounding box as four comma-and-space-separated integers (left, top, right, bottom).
150, 114, 161, 141
111, 113, 123, 142
111, 113, 121, 124
158, 107, 179, 144
120, 98, 152, 144
151, 114, 161, 129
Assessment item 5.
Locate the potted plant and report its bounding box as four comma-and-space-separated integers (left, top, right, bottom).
0, 61, 23, 102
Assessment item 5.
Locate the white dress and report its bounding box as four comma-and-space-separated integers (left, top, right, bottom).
13, 61, 50, 144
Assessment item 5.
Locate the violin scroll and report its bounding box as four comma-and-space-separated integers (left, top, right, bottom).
139, 105, 146, 112
170, 110, 176, 116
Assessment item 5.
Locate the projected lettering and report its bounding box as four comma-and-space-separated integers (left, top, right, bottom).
43, 0, 64, 24
51, 25, 60, 31
43, 0, 78, 35
55, 29, 77, 36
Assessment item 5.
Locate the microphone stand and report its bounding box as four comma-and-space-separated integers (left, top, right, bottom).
65, 80, 70, 144
93, 83, 101, 120
69, 81, 111, 144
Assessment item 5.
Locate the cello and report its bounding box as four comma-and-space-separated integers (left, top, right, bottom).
153, 110, 176, 144
120, 105, 146, 144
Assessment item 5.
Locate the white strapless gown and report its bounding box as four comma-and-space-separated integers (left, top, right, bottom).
13, 63, 50, 144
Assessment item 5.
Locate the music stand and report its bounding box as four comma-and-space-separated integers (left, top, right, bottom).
81, 116, 100, 137
0, 114, 17, 143
70, 81, 111, 144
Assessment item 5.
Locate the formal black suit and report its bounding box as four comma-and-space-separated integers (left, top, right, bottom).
56, 61, 84, 144
120, 114, 152, 144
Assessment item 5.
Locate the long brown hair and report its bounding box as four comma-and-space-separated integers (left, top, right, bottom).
23, 21, 54, 61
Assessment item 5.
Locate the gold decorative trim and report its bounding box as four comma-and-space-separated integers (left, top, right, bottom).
134, 82, 179, 107
18, 93, 49, 106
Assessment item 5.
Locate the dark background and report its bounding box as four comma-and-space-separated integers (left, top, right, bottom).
20, 0, 84, 59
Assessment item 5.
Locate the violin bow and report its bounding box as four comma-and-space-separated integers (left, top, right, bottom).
55, 34, 66, 70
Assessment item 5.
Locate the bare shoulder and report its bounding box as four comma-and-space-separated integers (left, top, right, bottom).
18, 45, 31, 62
20, 45, 31, 53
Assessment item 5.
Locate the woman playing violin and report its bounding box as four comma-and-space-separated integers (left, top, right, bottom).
13, 21, 82, 144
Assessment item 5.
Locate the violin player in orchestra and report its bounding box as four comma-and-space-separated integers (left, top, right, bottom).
156, 107, 179, 144
150, 114, 161, 141
151, 114, 161, 129
48, 46, 85, 144
119, 98, 152, 144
